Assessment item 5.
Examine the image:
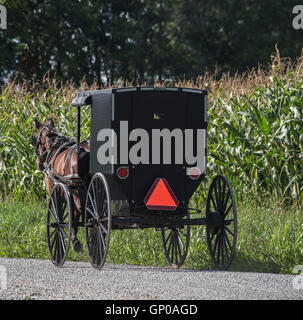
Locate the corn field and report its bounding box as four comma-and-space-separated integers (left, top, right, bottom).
1, 49, 303, 206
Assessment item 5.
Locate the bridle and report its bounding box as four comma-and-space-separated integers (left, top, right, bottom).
34, 125, 75, 171
33, 123, 88, 187
35, 126, 50, 166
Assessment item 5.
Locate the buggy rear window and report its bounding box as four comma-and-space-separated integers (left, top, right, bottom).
153, 113, 166, 120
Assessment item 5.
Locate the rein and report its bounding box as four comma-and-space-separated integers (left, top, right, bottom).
35, 126, 82, 185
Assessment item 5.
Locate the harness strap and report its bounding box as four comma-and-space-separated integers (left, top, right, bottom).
35, 126, 88, 187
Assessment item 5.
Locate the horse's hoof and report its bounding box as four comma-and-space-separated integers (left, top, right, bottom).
73, 239, 83, 253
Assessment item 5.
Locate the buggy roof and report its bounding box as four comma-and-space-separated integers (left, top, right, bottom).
71, 87, 207, 107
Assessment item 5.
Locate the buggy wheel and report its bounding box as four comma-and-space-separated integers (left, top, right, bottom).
85, 173, 111, 270
206, 175, 237, 270
161, 212, 190, 267
46, 183, 72, 267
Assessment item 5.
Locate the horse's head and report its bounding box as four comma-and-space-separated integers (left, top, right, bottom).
30, 118, 56, 170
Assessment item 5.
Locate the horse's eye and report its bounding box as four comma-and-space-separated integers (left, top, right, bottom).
46, 133, 56, 139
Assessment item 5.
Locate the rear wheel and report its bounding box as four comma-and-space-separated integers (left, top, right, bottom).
46, 183, 72, 267
161, 211, 190, 267
206, 175, 237, 270
85, 173, 111, 270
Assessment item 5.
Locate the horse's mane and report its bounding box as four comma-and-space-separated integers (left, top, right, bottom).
47, 128, 75, 151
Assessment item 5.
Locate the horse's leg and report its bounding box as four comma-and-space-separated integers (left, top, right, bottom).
71, 188, 84, 253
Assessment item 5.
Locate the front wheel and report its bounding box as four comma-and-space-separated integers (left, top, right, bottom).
206, 175, 237, 270
46, 183, 72, 267
85, 173, 112, 270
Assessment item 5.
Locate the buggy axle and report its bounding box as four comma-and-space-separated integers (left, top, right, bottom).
111, 216, 208, 230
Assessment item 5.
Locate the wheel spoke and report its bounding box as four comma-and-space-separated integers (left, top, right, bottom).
167, 233, 173, 259
92, 180, 102, 217
210, 231, 216, 241
225, 226, 234, 237
221, 179, 227, 204
61, 201, 67, 217
176, 230, 185, 251
87, 229, 93, 245
171, 234, 175, 264
88, 229, 94, 254
216, 234, 221, 266
58, 230, 66, 255
48, 208, 58, 222
214, 182, 219, 210
53, 233, 59, 263
99, 229, 106, 252
210, 193, 217, 210
174, 234, 179, 265
60, 200, 68, 222
223, 190, 230, 212
164, 231, 172, 247
88, 191, 97, 215
99, 217, 108, 224
86, 206, 97, 220
223, 236, 230, 261
59, 226, 68, 240
57, 190, 64, 221
50, 232, 57, 253
178, 228, 187, 238
224, 203, 233, 218
99, 222, 108, 235
98, 187, 106, 216
48, 228, 56, 241
175, 233, 183, 261
91, 180, 97, 211
97, 229, 104, 261
223, 230, 232, 251
101, 202, 107, 216
54, 188, 60, 217
220, 233, 225, 267
50, 198, 58, 220
218, 179, 222, 210
93, 229, 99, 264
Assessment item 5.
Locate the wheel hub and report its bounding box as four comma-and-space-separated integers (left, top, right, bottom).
207, 211, 223, 234
87, 218, 99, 227
50, 222, 60, 228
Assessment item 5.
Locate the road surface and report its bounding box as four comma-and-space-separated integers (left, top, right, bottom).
0, 258, 302, 300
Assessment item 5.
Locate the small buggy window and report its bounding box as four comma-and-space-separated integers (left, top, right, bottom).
153, 113, 166, 120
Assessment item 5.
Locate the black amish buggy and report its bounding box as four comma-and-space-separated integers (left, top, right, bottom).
46, 87, 237, 270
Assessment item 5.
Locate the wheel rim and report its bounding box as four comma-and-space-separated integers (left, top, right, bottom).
85, 173, 111, 270
46, 183, 72, 267
161, 213, 190, 267
206, 175, 237, 270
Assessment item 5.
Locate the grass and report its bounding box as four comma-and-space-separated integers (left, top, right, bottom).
0, 198, 302, 274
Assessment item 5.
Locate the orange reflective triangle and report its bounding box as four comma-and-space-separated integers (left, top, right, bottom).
144, 178, 179, 210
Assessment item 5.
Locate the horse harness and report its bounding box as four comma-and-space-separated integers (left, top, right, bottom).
35, 125, 87, 186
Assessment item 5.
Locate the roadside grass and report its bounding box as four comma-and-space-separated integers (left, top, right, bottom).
0, 198, 302, 274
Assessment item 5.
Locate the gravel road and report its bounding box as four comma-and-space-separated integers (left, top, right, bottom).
0, 257, 302, 300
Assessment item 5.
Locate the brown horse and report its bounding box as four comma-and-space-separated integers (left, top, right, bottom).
31, 119, 90, 253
